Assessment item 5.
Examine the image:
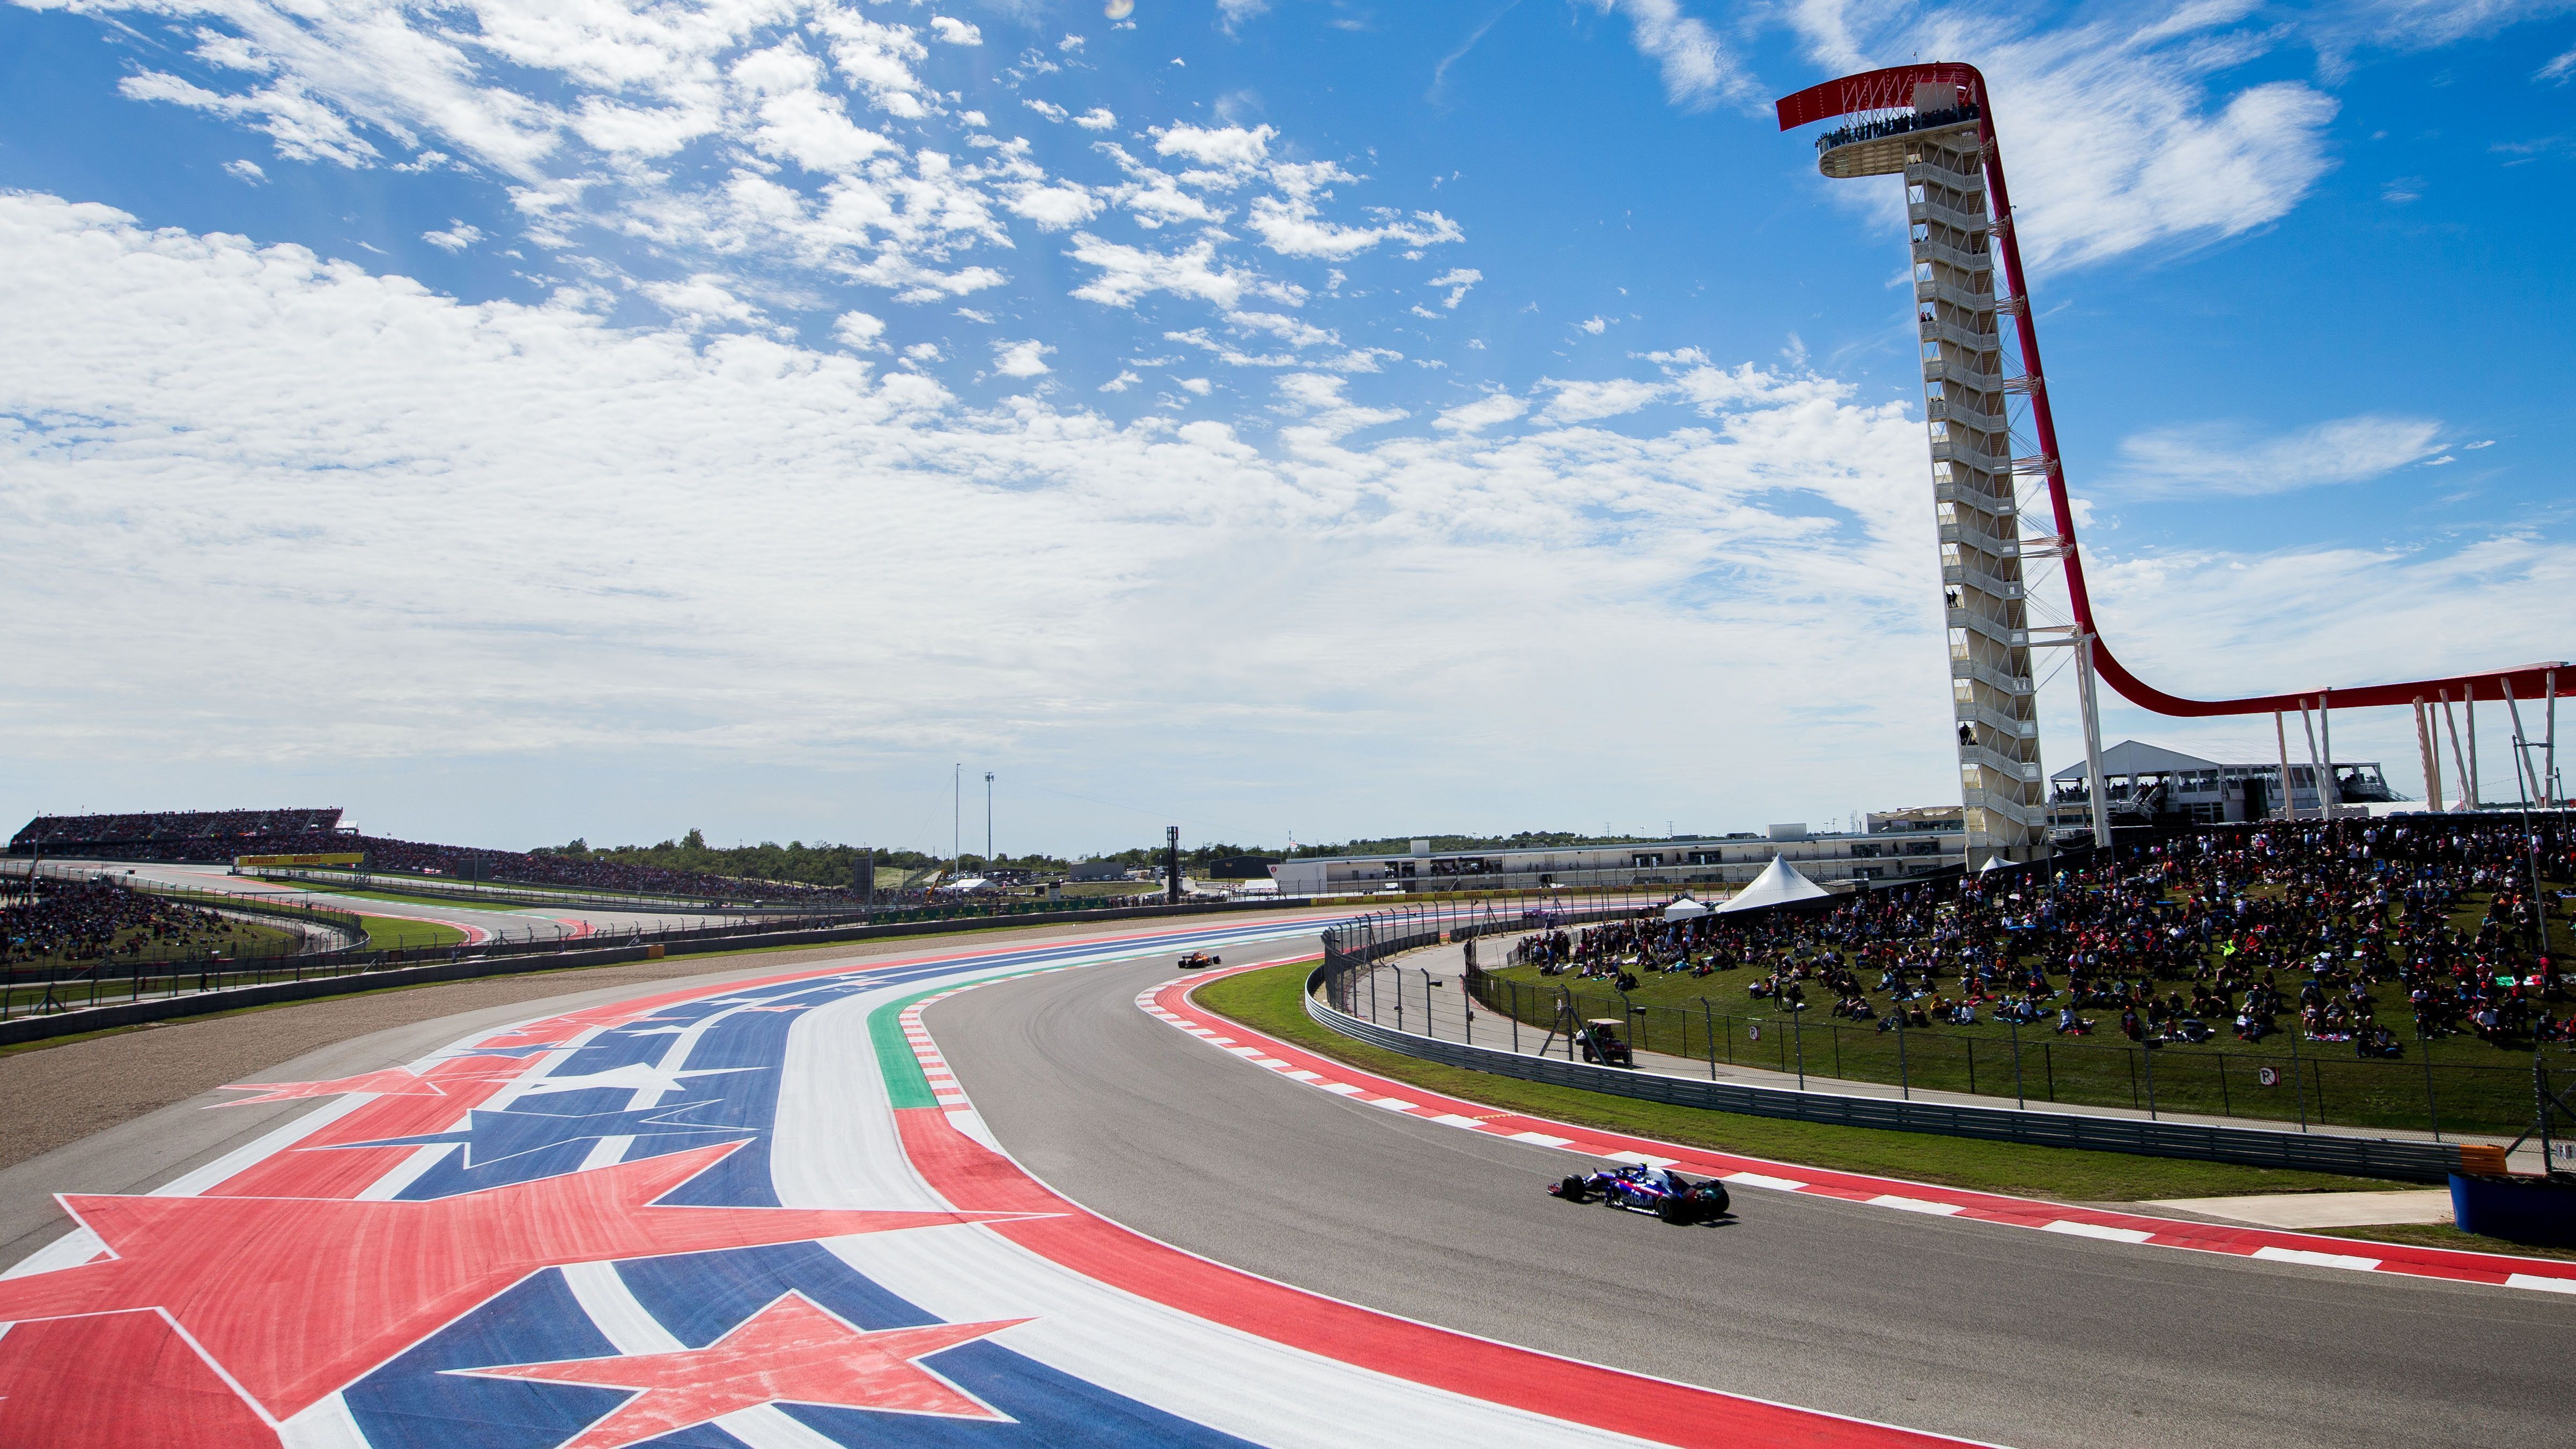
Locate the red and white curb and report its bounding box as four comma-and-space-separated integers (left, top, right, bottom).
1141, 966, 2576, 1299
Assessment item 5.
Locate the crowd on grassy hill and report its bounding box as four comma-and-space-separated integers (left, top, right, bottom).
1511, 816, 2575, 1055
2, 877, 240, 964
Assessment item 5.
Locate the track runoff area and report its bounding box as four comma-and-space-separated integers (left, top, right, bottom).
0, 914, 2560, 1448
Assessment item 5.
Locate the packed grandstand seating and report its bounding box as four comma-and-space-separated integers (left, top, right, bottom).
2, 875, 242, 964
9, 809, 346, 853
7, 810, 847, 903
1515, 815, 2574, 1051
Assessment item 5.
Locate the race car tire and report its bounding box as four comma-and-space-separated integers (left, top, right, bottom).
1554, 1175, 1589, 1201
1656, 1196, 1689, 1224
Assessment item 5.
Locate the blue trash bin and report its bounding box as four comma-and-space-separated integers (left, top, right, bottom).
2449, 1172, 2576, 1247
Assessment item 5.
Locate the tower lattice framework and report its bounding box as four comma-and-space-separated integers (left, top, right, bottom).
1814, 87, 2046, 861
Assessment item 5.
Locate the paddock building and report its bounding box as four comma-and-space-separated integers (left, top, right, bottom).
2047, 740, 2399, 829
1271, 816, 1967, 897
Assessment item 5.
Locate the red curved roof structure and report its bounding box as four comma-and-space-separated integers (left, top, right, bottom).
1776, 64, 2562, 717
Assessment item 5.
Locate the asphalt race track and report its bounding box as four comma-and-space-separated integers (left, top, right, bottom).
930, 953, 2572, 1449
2, 911, 2565, 1447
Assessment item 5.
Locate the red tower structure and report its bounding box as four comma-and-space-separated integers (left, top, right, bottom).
1777, 64, 2563, 847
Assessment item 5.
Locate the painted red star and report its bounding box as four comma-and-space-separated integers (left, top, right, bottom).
213, 1053, 533, 1106
455, 1293, 1030, 1448
0, 1143, 1029, 1430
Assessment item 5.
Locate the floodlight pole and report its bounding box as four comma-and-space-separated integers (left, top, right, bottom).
984, 772, 995, 871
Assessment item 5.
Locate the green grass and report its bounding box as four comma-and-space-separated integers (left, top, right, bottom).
1194, 960, 2400, 1203
1471, 879, 2575, 1138
1473, 966, 2553, 1137
355, 915, 470, 952
2308, 1220, 2576, 1263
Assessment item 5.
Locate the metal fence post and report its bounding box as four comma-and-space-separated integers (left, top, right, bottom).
1792, 1003, 1806, 1090
2009, 1017, 2025, 1108
2289, 1029, 2309, 1132
2142, 1038, 2157, 1120
2421, 1027, 2441, 1140
1701, 999, 1715, 1080
1896, 1013, 1910, 1099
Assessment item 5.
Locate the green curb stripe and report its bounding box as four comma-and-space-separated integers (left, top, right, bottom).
869, 985, 948, 1110
866, 964, 1061, 1109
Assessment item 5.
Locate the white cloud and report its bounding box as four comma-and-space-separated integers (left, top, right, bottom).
1176, 376, 1213, 395
1434, 392, 1529, 432
993, 338, 1054, 376
1426, 267, 1481, 308
2540, 45, 2576, 83
1794, 7, 2341, 269
1098, 369, 1141, 391
1537, 376, 1665, 424
1024, 99, 1071, 123
11, 193, 2566, 844
1060, 34, 1088, 52
1577, 316, 1610, 335
223, 159, 267, 184
1246, 168, 1464, 261
1219, 0, 1271, 34
422, 220, 485, 252
1152, 123, 1275, 176
929, 17, 983, 46
1577, 1, 1751, 110
1074, 107, 1118, 130
834, 310, 889, 350
642, 273, 762, 328
2110, 415, 2448, 497
1066, 233, 1251, 308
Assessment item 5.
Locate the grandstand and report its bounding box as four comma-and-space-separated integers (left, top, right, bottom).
9, 809, 348, 856
6, 809, 849, 904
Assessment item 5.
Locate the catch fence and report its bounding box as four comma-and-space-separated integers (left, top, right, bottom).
1313, 889, 2560, 1138
1307, 938, 2473, 1182
1462, 973, 2555, 1138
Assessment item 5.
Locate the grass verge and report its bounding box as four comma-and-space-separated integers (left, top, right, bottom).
2306, 1221, 2576, 1263
356, 914, 471, 951
1193, 960, 2399, 1204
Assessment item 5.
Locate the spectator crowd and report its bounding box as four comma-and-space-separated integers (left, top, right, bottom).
2, 876, 245, 965
1509, 816, 2574, 1055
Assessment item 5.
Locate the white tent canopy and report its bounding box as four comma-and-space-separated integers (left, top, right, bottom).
1662, 896, 1711, 920
1715, 855, 1835, 914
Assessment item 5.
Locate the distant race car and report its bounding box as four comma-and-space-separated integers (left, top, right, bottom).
1547, 1163, 1731, 1224
1176, 951, 1222, 970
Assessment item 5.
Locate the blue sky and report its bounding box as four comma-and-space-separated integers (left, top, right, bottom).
2, 0, 2570, 857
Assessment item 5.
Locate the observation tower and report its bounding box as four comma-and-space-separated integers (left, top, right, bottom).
1777, 64, 2566, 849
1795, 74, 2050, 863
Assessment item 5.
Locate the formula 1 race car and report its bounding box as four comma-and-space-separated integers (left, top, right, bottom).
1176, 951, 1223, 970
1547, 1163, 1731, 1224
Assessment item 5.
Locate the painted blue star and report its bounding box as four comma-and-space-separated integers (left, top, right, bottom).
319, 1099, 755, 1169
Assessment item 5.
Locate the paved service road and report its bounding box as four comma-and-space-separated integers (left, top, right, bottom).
930, 955, 2572, 1449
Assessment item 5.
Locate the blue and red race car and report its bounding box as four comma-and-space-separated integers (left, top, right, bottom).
1547, 1163, 1731, 1224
